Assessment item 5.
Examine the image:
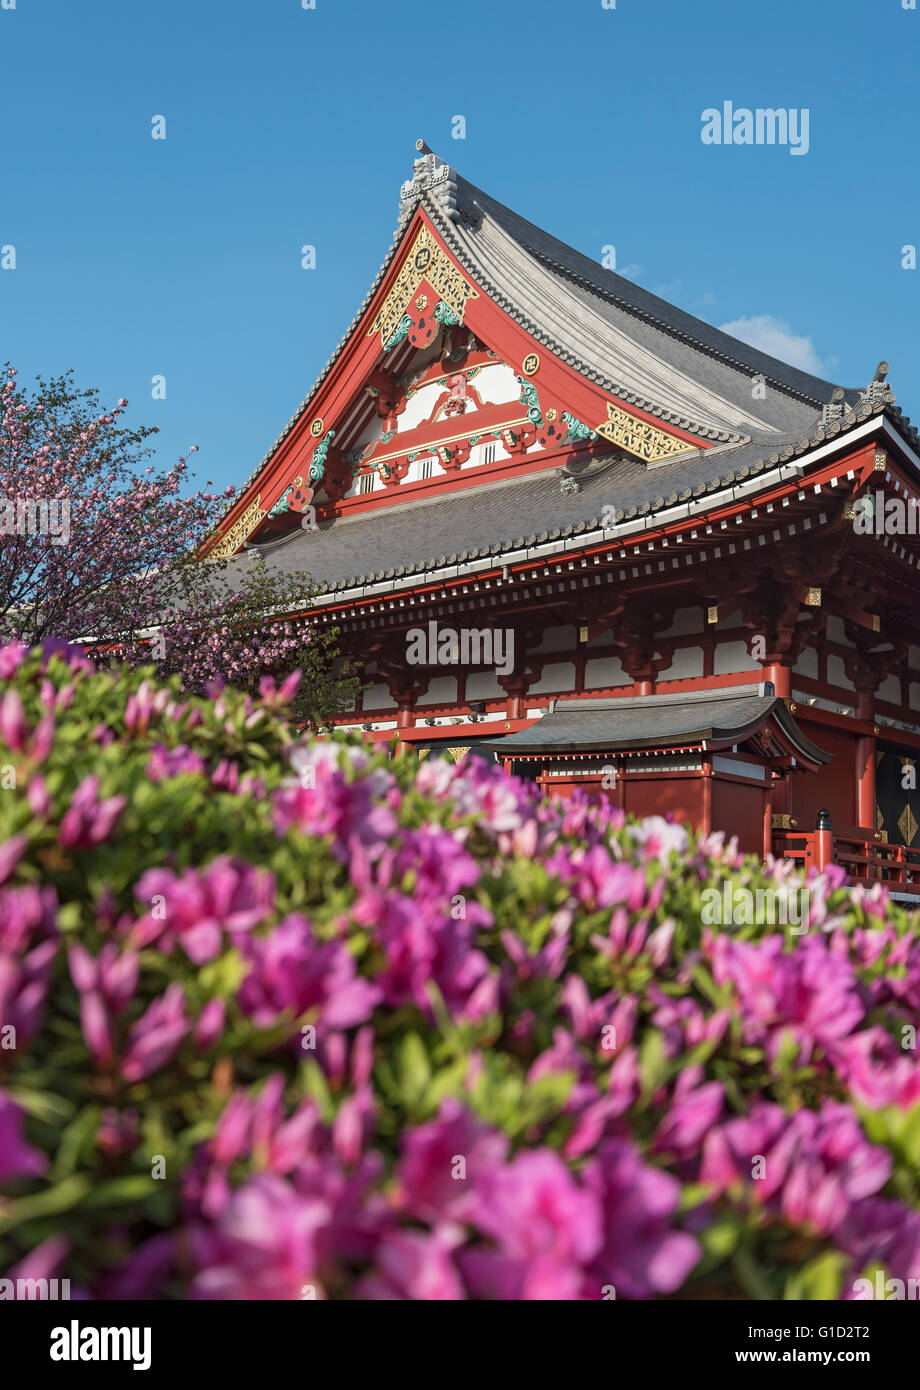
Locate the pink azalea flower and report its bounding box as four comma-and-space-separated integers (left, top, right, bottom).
359, 1228, 467, 1300
58, 775, 126, 850
190, 1174, 331, 1300
584, 1138, 700, 1297
132, 858, 275, 962
396, 1099, 508, 1223
701, 1101, 890, 1237
237, 913, 380, 1031
121, 983, 188, 1083
0, 1091, 48, 1183
460, 1148, 603, 1300
0, 834, 29, 888
0, 689, 28, 751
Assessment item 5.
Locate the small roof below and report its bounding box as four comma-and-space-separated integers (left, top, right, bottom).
478, 683, 832, 767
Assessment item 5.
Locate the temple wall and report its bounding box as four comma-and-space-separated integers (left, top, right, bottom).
789, 720, 858, 829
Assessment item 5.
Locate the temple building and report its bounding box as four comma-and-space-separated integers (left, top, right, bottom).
212, 142, 920, 895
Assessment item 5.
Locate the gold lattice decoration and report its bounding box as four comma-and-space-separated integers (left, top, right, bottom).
898, 804, 918, 846
208, 495, 266, 559
368, 225, 478, 349
595, 404, 697, 463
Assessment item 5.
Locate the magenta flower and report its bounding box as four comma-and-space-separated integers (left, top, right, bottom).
653, 1081, 724, 1160
124, 681, 170, 734
58, 775, 126, 850
359, 1228, 466, 1300
701, 1101, 890, 1237
449, 759, 528, 833
67, 941, 139, 1066
132, 858, 275, 962
121, 983, 188, 1083
0, 689, 28, 751
707, 932, 864, 1063
0, 882, 56, 953
0, 643, 27, 679
238, 914, 380, 1031
583, 1139, 700, 1297
0, 834, 28, 888
0, 1091, 48, 1183
275, 744, 397, 860
396, 1099, 508, 1223
460, 1148, 603, 1300
0, 890, 58, 1050
146, 743, 207, 781
98, 1108, 140, 1158
190, 1174, 331, 1300
194, 998, 226, 1050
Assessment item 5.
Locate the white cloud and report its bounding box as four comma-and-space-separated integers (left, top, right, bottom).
717, 314, 827, 375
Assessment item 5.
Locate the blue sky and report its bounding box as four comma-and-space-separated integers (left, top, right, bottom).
2, 0, 918, 496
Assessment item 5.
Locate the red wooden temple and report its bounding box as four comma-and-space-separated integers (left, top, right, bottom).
210, 142, 920, 898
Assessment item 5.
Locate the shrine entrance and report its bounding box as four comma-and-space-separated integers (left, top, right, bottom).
876, 744, 920, 848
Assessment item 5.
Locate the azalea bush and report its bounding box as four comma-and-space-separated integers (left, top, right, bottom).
2, 641, 920, 1300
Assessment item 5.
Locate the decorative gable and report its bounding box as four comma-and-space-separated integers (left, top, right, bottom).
207, 194, 710, 559
367, 225, 478, 351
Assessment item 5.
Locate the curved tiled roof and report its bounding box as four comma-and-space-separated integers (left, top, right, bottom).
237, 394, 901, 597
476, 685, 833, 762
225, 143, 912, 591
228, 143, 866, 510
421, 172, 837, 440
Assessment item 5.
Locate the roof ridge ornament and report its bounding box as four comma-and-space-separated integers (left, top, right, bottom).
858, 360, 896, 412
820, 386, 854, 428
399, 139, 460, 227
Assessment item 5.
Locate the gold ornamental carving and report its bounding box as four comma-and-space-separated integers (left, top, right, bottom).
208, 495, 266, 559
898, 804, 918, 846
595, 403, 697, 464
368, 225, 478, 349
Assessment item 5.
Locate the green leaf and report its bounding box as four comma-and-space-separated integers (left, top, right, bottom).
198, 948, 247, 997
701, 1216, 741, 1260
50, 1104, 101, 1181
0, 1176, 91, 1232
783, 1250, 846, 1301
638, 1028, 667, 1104
5, 1086, 76, 1126
82, 1176, 160, 1208
399, 1032, 432, 1107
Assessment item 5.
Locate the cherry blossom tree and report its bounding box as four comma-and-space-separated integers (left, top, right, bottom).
0, 365, 358, 724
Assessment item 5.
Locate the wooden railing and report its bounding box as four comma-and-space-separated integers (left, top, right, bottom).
772, 811, 920, 897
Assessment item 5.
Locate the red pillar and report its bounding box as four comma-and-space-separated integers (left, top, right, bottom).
763, 786, 773, 861
815, 808, 834, 872
764, 663, 791, 698
855, 688, 876, 830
